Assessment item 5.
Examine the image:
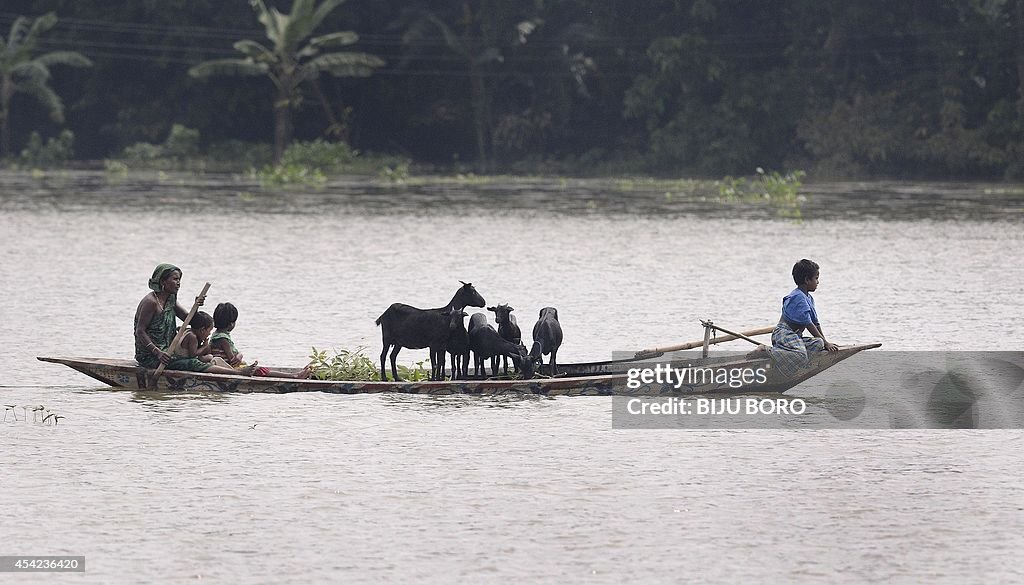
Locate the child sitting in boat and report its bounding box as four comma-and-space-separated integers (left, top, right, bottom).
170, 311, 256, 375
209, 302, 312, 379
768, 259, 839, 376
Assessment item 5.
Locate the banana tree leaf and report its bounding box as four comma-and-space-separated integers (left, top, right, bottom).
307, 52, 385, 76
233, 39, 277, 63
35, 51, 92, 68
189, 59, 268, 78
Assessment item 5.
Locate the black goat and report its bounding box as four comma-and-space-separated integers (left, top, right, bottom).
446, 310, 470, 380
375, 282, 486, 381
529, 306, 563, 375
466, 313, 492, 375
488, 304, 522, 374
469, 322, 534, 379
468, 312, 489, 335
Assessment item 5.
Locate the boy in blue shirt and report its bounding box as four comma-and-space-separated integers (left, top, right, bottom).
769, 259, 839, 376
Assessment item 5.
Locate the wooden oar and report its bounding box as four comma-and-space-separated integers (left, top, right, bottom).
151, 282, 211, 384
633, 325, 774, 359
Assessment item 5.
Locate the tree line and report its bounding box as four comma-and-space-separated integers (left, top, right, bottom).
2, 0, 1023, 179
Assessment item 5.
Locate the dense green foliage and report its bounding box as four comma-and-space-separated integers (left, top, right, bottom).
309, 346, 430, 381
2, 0, 1023, 179
188, 0, 384, 163
19, 128, 73, 166
718, 168, 807, 220
0, 11, 91, 157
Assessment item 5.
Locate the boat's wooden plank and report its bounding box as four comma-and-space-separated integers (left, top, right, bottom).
36, 343, 881, 396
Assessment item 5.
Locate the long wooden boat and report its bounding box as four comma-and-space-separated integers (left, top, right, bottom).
37, 343, 879, 396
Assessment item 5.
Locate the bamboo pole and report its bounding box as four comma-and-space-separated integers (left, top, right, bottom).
634, 325, 774, 360
151, 282, 211, 385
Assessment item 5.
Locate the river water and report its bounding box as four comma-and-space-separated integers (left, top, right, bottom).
0, 171, 1022, 583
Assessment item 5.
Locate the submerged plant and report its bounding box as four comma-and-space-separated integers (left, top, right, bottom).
103, 159, 129, 180
256, 163, 328, 188
378, 160, 410, 183
281, 139, 357, 171
716, 167, 807, 221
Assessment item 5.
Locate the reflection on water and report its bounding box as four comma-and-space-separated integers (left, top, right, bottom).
128, 389, 235, 407
0, 171, 1022, 584
379, 392, 550, 411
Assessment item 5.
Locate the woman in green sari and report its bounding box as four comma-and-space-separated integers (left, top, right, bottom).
134, 263, 200, 369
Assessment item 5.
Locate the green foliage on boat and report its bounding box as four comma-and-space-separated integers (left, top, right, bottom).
309, 347, 431, 382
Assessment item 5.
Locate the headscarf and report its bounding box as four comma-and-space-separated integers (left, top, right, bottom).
148, 263, 181, 292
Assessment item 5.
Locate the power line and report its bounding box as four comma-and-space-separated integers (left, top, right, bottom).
6, 11, 1018, 82
0, 12, 257, 39
2, 11, 1015, 51
32, 34, 1020, 71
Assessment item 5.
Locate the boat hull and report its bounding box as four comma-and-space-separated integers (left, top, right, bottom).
37, 344, 880, 396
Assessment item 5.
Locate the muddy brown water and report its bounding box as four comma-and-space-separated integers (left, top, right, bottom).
1, 171, 1021, 583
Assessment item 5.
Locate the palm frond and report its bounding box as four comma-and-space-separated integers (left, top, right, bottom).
18, 80, 63, 122
285, 0, 346, 53
7, 14, 46, 51
297, 44, 320, 59
6, 16, 29, 50
289, 0, 317, 30
24, 12, 58, 41
308, 31, 358, 48
250, 0, 284, 47
283, 0, 315, 52
35, 51, 92, 69
298, 31, 358, 59
5, 14, 50, 66
307, 52, 385, 78
10, 61, 49, 83
309, 0, 348, 34
188, 59, 268, 79
233, 39, 276, 63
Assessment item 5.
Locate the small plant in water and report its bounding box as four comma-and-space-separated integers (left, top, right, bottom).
378, 161, 410, 183
104, 160, 129, 180
716, 167, 807, 221
256, 163, 327, 188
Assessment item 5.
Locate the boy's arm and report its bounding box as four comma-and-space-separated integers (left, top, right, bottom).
197, 339, 212, 357
180, 333, 199, 358
806, 323, 838, 351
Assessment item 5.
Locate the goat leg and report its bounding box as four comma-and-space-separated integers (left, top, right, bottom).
379, 345, 390, 382
389, 346, 403, 382
436, 347, 447, 381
